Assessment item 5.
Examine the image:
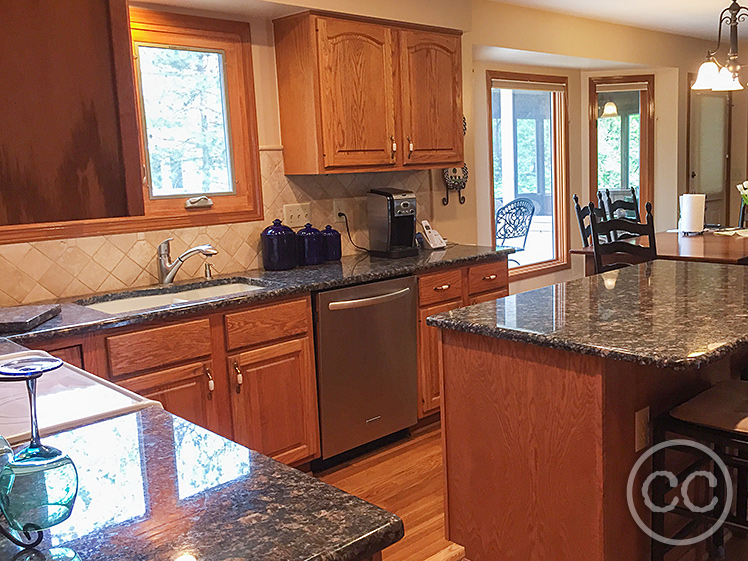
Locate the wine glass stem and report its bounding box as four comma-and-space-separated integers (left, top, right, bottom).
26, 378, 41, 448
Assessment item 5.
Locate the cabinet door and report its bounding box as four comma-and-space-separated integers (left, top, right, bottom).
418, 299, 462, 417
316, 17, 397, 168
399, 29, 463, 165
229, 337, 320, 465
469, 287, 509, 305
120, 361, 217, 431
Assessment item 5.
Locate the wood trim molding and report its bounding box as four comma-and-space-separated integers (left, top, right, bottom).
588, 74, 655, 218
486, 70, 571, 281
272, 9, 462, 36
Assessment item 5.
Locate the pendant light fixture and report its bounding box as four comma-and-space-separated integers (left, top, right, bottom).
692, 0, 746, 91
600, 101, 619, 118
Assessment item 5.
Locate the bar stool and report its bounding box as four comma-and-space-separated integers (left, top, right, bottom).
652, 380, 748, 561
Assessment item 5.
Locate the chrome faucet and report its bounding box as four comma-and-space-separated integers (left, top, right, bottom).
157, 238, 218, 284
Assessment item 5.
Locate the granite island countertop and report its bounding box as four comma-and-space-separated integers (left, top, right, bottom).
0, 406, 403, 561
427, 260, 748, 370
6, 244, 511, 344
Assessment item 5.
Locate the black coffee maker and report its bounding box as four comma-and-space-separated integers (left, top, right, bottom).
366, 188, 418, 258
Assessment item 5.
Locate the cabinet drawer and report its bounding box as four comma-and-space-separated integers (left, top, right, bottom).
468, 260, 508, 296
105, 319, 212, 378
225, 297, 310, 351
418, 268, 463, 307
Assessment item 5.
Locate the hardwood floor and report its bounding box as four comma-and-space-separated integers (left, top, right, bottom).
318, 425, 462, 561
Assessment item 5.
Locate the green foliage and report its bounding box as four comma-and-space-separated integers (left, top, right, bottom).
138, 45, 233, 198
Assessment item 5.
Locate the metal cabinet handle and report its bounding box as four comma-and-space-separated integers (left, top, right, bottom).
205, 366, 214, 400
433, 284, 451, 291
390, 136, 397, 159
233, 361, 243, 394
407, 136, 414, 158
482, 274, 497, 281
328, 287, 410, 311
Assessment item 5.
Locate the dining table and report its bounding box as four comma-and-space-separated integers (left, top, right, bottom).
570, 230, 748, 275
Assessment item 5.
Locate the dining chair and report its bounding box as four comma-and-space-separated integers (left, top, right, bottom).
495, 198, 535, 266
588, 201, 656, 274
602, 187, 641, 222
651, 381, 748, 561
573, 193, 607, 247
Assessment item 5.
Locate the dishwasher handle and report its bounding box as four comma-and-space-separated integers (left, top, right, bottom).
328, 287, 411, 311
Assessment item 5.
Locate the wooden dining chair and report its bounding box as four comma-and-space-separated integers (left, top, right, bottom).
651, 381, 748, 561
573, 193, 608, 247
602, 187, 641, 222
588, 201, 656, 274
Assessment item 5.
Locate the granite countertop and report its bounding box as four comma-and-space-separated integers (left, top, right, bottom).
7, 244, 511, 344
0, 407, 403, 561
427, 260, 748, 370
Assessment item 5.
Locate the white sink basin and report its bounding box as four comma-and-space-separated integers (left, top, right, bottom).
85, 282, 264, 315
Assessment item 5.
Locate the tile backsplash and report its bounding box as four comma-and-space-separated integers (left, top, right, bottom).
0, 150, 434, 306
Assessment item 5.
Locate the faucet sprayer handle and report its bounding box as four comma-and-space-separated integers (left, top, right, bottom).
157, 238, 174, 257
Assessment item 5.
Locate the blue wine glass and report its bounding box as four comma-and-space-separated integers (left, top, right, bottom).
0, 356, 78, 534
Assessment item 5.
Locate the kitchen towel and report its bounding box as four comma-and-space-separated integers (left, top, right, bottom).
679, 194, 706, 233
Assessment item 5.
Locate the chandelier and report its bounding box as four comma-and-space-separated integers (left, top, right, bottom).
692, 0, 746, 91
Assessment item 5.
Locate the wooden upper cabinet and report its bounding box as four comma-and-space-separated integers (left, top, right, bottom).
274, 11, 463, 174
317, 18, 396, 168
399, 30, 463, 165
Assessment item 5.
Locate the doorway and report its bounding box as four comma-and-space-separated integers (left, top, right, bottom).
589, 75, 655, 218
687, 86, 731, 226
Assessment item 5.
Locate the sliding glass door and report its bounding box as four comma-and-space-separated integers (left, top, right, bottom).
488, 72, 569, 276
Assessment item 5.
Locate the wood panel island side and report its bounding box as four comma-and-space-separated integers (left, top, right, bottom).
427, 261, 748, 561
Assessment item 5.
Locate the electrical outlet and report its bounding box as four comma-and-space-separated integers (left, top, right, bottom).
283, 202, 311, 228
635, 407, 650, 452
333, 200, 348, 223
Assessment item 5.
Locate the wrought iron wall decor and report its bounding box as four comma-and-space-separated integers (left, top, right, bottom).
442, 164, 468, 205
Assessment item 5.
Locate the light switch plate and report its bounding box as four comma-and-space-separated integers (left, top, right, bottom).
283, 203, 311, 228
332, 200, 348, 223
635, 407, 650, 452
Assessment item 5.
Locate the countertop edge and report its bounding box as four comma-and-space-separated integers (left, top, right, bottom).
426, 315, 740, 371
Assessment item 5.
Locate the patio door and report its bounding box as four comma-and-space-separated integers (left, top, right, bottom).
488, 72, 569, 277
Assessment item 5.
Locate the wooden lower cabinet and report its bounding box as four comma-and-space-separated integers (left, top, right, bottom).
228, 336, 320, 465
418, 299, 461, 417
119, 361, 216, 431
416, 257, 510, 418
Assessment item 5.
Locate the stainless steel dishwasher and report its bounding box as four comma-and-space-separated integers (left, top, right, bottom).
315, 276, 417, 459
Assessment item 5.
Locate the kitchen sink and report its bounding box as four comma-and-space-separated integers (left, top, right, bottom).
83, 282, 264, 315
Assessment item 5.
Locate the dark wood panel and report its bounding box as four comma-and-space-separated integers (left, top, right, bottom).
0, 0, 142, 225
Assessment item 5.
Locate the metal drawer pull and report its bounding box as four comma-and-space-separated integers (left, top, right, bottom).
328, 287, 410, 311
233, 361, 243, 394
433, 284, 451, 291
390, 136, 397, 159
482, 274, 497, 281
407, 136, 414, 158
205, 366, 214, 399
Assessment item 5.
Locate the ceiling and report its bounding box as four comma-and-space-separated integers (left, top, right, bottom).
494, 0, 729, 40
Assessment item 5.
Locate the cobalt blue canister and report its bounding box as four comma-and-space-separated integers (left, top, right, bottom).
260, 219, 297, 270
321, 225, 342, 261
297, 223, 325, 266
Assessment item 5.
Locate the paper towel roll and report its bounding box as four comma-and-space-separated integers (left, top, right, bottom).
679, 194, 706, 233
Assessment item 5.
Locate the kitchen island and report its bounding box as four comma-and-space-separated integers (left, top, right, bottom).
427, 260, 748, 561
0, 405, 403, 561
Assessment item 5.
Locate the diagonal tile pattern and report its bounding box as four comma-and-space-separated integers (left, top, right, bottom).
0, 150, 435, 305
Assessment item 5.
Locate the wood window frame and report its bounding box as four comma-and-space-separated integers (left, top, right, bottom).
486, 71, 571, 282
129, 8, 263, 220
588, 74, 654, 218
0, 7, 262, 245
